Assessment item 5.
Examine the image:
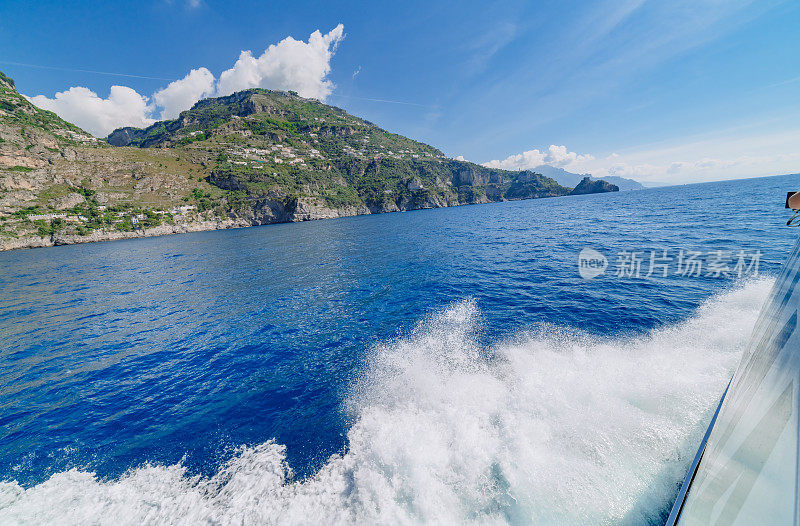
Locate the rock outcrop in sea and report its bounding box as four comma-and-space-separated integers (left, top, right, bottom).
569, 177, 619, 195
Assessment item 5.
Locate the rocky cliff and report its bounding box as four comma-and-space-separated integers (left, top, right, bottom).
104, 88, 575, 215
0, 71, 616, 251
569, 177, 619, 195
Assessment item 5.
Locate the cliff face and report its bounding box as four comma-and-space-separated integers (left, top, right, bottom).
0, 69, 234, 250
569, 177, 619, 195
1, 72, 616, 251
104, 88, 574, 214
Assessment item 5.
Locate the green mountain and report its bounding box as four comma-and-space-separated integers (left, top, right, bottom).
0, 71, 611, 250
0, 71, 86, 136
107, 88, 572, 215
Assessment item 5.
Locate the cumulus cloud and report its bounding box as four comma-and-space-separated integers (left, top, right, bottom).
152, 67, 216, 120
482, 144, 594, 170
25, 25, 345, 136
217, 24, 345, 99
484, 144, 737, 184
480, 134, 800, 185
27, 86, 155, 137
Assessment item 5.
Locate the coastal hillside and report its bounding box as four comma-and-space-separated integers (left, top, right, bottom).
106, 88, 574, 215
0, 71, 228, 250
0, 71, 613, 250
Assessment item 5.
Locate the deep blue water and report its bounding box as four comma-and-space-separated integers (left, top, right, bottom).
0, 174, 798, 523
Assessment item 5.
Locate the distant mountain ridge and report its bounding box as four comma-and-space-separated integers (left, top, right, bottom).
532, 165, 643, 191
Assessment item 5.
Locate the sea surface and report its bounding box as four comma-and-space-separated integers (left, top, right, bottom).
0, 174, 798, 524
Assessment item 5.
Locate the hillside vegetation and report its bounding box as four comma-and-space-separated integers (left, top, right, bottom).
0, 72, 613, 250
108, 88, 573, 215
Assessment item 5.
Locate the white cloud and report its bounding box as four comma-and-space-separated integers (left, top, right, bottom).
26, 25, 345, 136
27, 86, 155, 137
217, 24, 345, 99
547, 145, 595, 167
152, 67, 216, 120
482, 130, 800, 186
483, 144, 594, 170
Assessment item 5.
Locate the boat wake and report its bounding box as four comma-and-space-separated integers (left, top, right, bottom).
0, 279, 772, 525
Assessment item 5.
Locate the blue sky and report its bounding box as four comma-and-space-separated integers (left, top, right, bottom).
1, 0, 799, 184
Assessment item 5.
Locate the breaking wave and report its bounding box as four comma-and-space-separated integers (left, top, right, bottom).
0, 279, 772, 525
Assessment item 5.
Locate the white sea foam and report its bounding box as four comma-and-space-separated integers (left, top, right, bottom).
0, 279, 773, 525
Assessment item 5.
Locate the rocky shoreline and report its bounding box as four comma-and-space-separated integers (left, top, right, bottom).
1, 218, 247, 251
0, 191, 598, 251
0, 198, 462, 251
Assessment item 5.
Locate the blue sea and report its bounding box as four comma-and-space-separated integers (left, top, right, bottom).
0, 174, 797, 524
